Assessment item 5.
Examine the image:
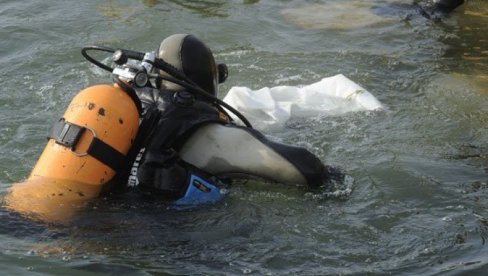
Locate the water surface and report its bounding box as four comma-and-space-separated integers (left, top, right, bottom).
1, 0, 488, 275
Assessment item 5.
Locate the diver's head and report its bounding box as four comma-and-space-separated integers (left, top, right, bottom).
157, 34, 227, 96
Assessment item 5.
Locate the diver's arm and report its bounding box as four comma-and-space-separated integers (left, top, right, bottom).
178, 124, 326, 187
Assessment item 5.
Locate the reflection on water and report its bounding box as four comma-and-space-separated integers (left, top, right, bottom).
145, 0, 228, 17
4, 177, 103, 225
97, 0, 229, 20
282, 1, 393, 31
438, 1, 488, 105
464, 0, 488, 17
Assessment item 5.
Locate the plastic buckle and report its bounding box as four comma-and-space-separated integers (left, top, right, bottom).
50, 118, 97, 157
70, 126, 96, 157
51, 119, 83, 147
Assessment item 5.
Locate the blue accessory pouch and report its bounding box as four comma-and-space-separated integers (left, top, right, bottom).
174, 174, 224, 206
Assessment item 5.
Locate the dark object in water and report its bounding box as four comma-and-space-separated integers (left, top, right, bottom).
419, 0, 465, 19
371, 0, 464, 21
431, 0, 465, 14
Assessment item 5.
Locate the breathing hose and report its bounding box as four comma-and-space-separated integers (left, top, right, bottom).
81, 46, 252, 128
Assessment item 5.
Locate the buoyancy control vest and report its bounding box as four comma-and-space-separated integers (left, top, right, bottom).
127, 88, 229, 201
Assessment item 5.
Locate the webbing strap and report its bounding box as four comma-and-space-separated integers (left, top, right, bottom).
87, 137, 127, 172
48, 118, 128, 172
49, 118, 84, 148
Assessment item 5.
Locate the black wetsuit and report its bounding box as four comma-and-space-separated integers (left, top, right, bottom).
431, 0, 464, 13
126, 87, 228, 200
117, 87, 329, 202
419, 0, 464, 18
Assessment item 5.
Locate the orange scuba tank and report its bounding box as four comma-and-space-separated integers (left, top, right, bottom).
4, 84, 139, 223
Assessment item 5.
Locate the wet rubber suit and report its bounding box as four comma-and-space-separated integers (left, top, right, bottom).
126, 87, 230, 204
431, 0, 464, 13
123, 34, 327, 205
128, 87, 328, 203
419, 0, 464, 18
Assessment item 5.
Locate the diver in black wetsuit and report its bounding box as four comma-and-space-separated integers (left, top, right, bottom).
126, 34, 328, 205
373, 0, 465, 20
418, 0, 465, 18
431, 0, 464, 14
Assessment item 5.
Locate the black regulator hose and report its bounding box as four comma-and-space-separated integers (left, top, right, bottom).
81, 46, 253, 128
152, 58, 252, 127
81, 46, 116, 72
156, 74, 253, 128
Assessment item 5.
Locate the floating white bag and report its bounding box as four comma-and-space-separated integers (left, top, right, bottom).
223, 74, 383, 130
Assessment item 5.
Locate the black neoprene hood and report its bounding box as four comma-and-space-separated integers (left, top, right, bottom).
180, 35, 219, 96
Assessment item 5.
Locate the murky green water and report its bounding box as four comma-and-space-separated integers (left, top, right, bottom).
1, 0, 488, 275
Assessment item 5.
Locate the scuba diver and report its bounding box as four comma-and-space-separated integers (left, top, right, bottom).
3, 34, 333, 223
418, 0, 465, 18
373, 0, 465, 20
431, 0, 464, 14
124, 34, 329, 205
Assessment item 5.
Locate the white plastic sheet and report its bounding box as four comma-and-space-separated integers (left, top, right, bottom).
223, 74, 384, 130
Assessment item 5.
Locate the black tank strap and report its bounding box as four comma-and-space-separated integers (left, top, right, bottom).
49, 118, 84, 148
48, 118, 128, 172
87, 136, 127, 172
